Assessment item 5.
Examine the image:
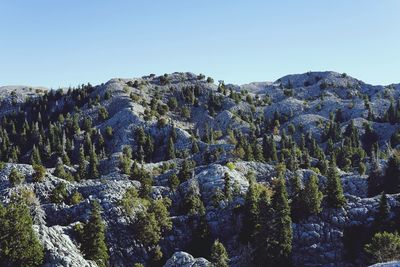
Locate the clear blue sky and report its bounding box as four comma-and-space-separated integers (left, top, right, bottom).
0, 1, 399, 88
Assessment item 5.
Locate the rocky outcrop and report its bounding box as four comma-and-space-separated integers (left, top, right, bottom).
34, 225, 97, 267
164, 252, 210, 267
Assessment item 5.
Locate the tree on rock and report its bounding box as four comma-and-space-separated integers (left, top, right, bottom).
9, 167, 24, 187
0, 197, 44, 266
365, 231, 400, 264
210, 239, 229, 267
166, 137, 176, 160
373, 192, 391, 232
88, 147, 100, 179
303, 174, 323, 216
325, 161, 346, 208
383, 150, 400, 194
268, 178, 293, 266
81, 201, 109, 267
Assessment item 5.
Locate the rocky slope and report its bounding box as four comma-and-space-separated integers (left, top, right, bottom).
1, 71, 400, 267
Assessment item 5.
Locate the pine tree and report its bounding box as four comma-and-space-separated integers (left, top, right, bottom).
290, 173, 304, 222
303, 174, 323, 216
9, 167, 24, 187
0, 197, 44, 266
223, 172, 232, 201
54, 158, 73, 181
325, 161, 346, 208
179, 159, 194, 182
30, 145, 42, 165
373, 192, 390, 232
240, 181, 259, 243
88, 147, 99, 179
166, 137, 176, 160
81, 201, 109, 267
268, 178, 292, 266
76, 146, 87, 181
169, 172, 180, 191
253, 189, 273, 265
383, 150, 400, 194
210, 239, 229, 267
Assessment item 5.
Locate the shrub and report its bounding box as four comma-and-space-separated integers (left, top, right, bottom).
365, 231, 400, 264
69, 191, 84, 205
98, 106, 109, 121
0, 198, 44, 266
226, 162, 235, 171
50, 183, 68, 204
32, 164, 46, 182
9, 168, 24, 186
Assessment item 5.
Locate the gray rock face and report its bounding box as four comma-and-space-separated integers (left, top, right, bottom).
163, 252, 210, 267
2, 71, 400, 266
34, 225, 97, 267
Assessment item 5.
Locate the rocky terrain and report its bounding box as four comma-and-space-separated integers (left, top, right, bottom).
1, 71, 400, 267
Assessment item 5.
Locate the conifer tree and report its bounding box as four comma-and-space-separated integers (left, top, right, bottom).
9, 167, 24, 187
166, 137, 176, 160
88, 147, 99, 179
303, 174, 323, 216
0, 198, 44, 267
81, 201, 109, 267
54, 158, 70, 181
268, 178, 292, 266
290, 173, 304, 222
169, 172, 180, 191
240, 181, 259, 243
223, 172, 232, 201
383, 150, 400, 194
76, 146, 87, 181
325, 161, 346, 208
30, 145, 42, 165
373, 192, 390, 232
210, 239, 229, 267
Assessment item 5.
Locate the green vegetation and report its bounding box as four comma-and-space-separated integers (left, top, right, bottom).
365, 232, 400, 264
0, 196, 44, 266
81, 201, 109, 267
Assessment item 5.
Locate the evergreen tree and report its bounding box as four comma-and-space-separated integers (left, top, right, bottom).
179, 159, 194, 182
223, 172, 232, 201
240, 181, 260, 243
253, 189, 273, 265
302, 174, 323, 216
267, 178, 292, 266
210, 239, 229, 267
365, 232, 400, 264
88, 147, 100, 179
190, 214, 212, 258
54, 158, 72, 181
325, 161, 346, 208
0, 197, 44, 267
368, 151, 382, 196
81, 201, 109, 267
383, 150, 400, 194
290, 173, 304, 222
373, 192, 390, 232
169, 172, 180, 191
166, 137, 176, 160
76, 146, 87, 181
50, 182, 68, 204
32, 164, 46, 182
30, 145, 42, 165
9, 167, 24, 186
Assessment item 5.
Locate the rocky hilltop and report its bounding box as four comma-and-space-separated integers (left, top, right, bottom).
1, 71, 400, 267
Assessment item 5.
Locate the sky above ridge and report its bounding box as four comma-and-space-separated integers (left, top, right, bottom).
0, 0, 399, 88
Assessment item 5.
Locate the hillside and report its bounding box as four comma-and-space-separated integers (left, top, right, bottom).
1, 71, 400, 266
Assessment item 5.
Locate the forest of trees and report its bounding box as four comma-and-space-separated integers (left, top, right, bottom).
1, 77, 400, 266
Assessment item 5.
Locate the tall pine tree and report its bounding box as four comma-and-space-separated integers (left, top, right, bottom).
81, 201, 109, 267
325, 161, 346, 208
